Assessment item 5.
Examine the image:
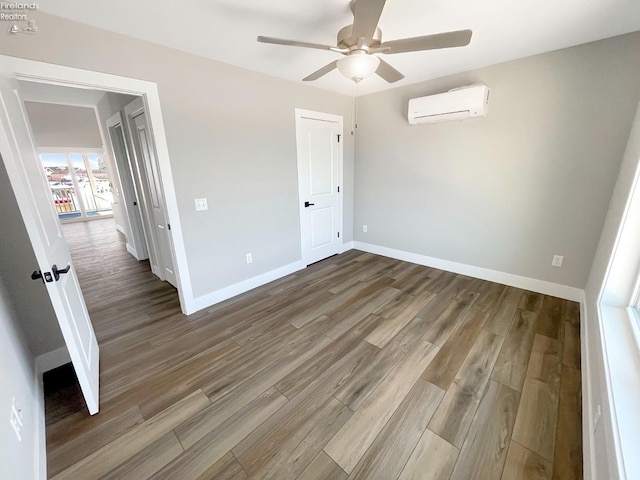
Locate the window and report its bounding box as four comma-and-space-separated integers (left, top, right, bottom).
40, 151, 113, 221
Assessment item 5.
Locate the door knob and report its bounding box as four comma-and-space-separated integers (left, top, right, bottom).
304, 201, 315, 208
52, 264, 71, 281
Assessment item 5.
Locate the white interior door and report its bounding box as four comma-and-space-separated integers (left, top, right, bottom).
295, 110, 343, 265
106, 114, 148, 261
125, 98, 177, 287
0, 75, 99, 414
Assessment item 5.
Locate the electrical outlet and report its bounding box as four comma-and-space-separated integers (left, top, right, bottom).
552, 255, 564, 267
10, 398, 23, 442
194, 198, 208, 211
246, 253, 253, 264
363, 225, 368, 233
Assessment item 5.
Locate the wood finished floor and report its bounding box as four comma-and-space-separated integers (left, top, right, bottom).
45, 218, 583, 479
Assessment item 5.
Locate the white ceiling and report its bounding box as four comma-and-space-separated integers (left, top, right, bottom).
38, 0, 640, 96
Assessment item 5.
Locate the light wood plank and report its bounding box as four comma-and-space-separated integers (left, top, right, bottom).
398, 429, 458, 480
502, 440, 553, 480
450, 380, 520, 480
52, 390, 210, 480
250, 397, 351, 480
47, 405, 144, 476
323, 340, 439, 473
348, 379, 444, 480
274, 313, 383, 399
195, 452, 247, 480
536, 296, 565, 340
512, 335, 562, 461
99, 432, 184, 480
175, 331, 331, 449
519, 291, 544, 313
484, 287, 523, 336
297, 452, 347, 480
152, 388, 287, 479
422, 308, 488, 390
552, 365, 583, 480
491, 309, 538, 392
365, 292, 436, 348
429, 330, 503, 448
233, 342, 378, 476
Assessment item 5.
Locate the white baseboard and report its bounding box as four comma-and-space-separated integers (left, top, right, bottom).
115, 223, 125, 234
125, 242, 139, 260
340, 241, 354, 253
189, 261, 305, 313
35, 346, 70, 374
353, 241, 584, 302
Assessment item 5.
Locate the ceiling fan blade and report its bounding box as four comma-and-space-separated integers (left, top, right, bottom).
303, 60, 339, 81
376, 59, 404, 83
257, 36, 346, 53
380, 29, 472, 54
352, 0, 387, 43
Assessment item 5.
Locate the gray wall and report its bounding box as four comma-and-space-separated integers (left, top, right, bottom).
0, 273, 43, 479
354, 32, 640, 288
0, 11, 355, 300
24, 101, 102, 148
0, 157, 63, 357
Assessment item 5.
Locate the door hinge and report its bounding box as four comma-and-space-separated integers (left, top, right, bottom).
337, 134, 341, 143
337, 186, 340, 193
167, 223, 171, 231
337, 232, 340, 238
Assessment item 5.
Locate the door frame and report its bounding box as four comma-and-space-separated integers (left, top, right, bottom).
294, 108, 344, 265
0, 55, 196, 314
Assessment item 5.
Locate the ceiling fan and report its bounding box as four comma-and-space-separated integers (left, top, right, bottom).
257, 0, 472, 84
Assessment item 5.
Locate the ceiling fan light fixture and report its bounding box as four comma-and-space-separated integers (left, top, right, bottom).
337, 52, 380, 83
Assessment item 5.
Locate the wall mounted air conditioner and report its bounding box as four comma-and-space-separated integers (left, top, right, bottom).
408, 84, 489, 125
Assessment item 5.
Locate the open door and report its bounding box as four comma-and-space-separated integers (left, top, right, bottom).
0, 75, 100, 414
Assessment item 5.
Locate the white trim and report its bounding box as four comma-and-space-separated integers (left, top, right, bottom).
35, 346, 70, 374
295, 108, 344, 266
340, 241, 354, 253
0, 54, 196, 314
579, 295, 598, 480
589, 102, 640, 480
35, 372, 46, 479
37, 146, 105, 154
353, 241, 583, 301
190, 261, 305, 313
115, 222, 125, 234
596, 306, 640, 479
125, 242, 139, 259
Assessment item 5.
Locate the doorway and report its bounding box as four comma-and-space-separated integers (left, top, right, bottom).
295, 108, 344, 266
0, 56, 195, 416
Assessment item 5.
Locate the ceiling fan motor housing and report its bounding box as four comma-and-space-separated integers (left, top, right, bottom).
337, 25, 382, 50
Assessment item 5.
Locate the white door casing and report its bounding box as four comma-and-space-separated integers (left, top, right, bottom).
0, 74, 100, 414
295, 109, 343, 266
125, 98, 177, 287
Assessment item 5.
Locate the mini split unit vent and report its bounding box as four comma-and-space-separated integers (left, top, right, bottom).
408, 84, 489, 125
